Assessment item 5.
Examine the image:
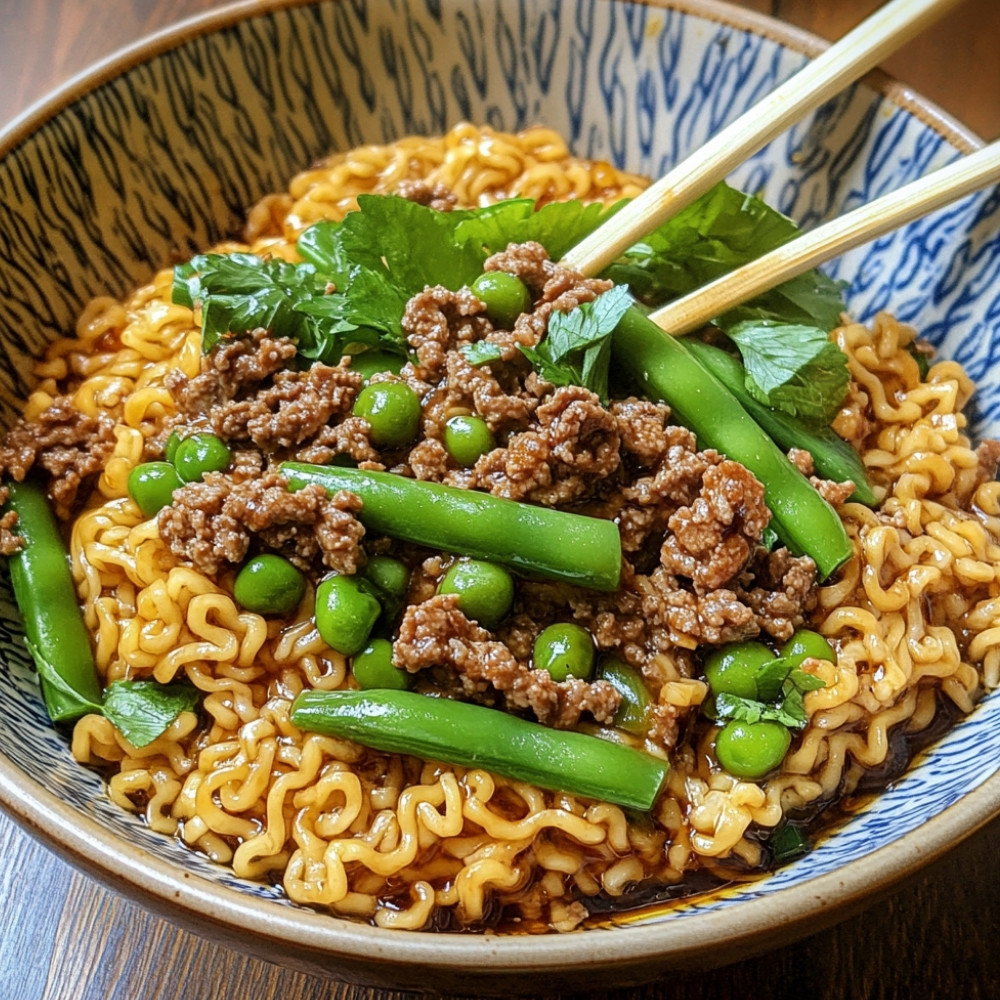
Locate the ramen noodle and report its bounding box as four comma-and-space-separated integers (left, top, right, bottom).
3, 124, 1000, 933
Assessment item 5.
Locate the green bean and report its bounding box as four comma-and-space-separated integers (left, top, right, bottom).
612, 307, 852, 580
598, 658, 652, 736
682, 338, 878, 507
291, 688, 668, 810
280, 462, 622, 591
2, 479, 103, 721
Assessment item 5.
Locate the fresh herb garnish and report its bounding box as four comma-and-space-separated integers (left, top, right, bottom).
172, 182, 850, 423
518, 285, 633, 401
709, 654, 825, 730
603, 182, 850, 422
726, 320, 851, 426
28, 637, 198, 747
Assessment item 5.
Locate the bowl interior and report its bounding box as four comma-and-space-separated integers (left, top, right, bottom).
1, 0, 999, 982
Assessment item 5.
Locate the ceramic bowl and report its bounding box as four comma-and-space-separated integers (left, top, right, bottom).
1, 0, 999, 992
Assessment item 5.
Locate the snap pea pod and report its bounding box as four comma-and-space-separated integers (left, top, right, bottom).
2, 478, 103, 721
611, 307, 852, 580
279, 462, 622, 591
682, 337, 878, 507
290, 688, 668, 811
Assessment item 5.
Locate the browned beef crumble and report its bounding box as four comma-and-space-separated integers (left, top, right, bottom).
158, 472, 364, 576
0, 396, 116, 521
0, 489, 18, 556
394, 593, 622, 729
0, 234, 830, 739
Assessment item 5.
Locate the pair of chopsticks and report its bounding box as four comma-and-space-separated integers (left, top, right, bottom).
563, 0, 1000, 336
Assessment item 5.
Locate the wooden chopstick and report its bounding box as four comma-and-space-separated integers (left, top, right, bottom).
562, 0, 968, 277
647, 139, 1000, 335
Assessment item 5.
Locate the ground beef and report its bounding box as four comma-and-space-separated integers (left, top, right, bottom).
0, 490, 19, 556
166, 333, 298, 416
482, 242, 614, 357
471, 385, 619, 505
787, 447, 856, 507
158, 472, 364, 575
736, 548, 817, 641
0, 397, 117, 518
395, 179, 457, 212
208, 363, 362, 450
660, 459, 770, 591
394, 594, 621, 728
403, 285, 489, 377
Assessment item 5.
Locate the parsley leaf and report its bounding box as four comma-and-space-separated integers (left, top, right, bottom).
518, 284, 632, 402
602, 180, 850, 424
27, 639, 199, 748
726, 320, 851, 426
460, 341, 505, 367
710, 655, 826, 731
102, 680, 201, 748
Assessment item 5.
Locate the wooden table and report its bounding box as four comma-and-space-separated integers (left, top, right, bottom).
3, 2, 1000, 998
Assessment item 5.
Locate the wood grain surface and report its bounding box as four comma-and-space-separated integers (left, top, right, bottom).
3, 2, 1000, 998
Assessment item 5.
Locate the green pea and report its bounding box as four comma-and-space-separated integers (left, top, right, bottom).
443, 414, 495, 467
173, 432, 231, 483
781, 629, 836, 666
233, 554, 306, 617
703, 640, 775, 700
438, 559, 514, 629
471, 272, 531, 328
363, 555, 410, 603
348, 349, 405, 381
715, 719, 791, 779
600, 658, 652, 735
533, 623, 595, 682
351, 638, 413, 691
164, 430, 182, 464
353, 381, 422, 448
315, 574, 382, 656
127, 461, 184, 518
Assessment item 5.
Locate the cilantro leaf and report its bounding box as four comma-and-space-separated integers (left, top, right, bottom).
102, 680, 200, 748
518, 284, 632, 401
713, 692, 806, 729
726, 320, 850, 426
709, 653, 827, 731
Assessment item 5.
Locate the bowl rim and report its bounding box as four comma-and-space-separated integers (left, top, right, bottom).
0, 0, 996, 979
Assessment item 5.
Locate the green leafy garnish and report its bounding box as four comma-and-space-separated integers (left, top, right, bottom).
460, 341, 505, 367
27, 638, 198, 747
770, 822, 811, 862
101, 681, 201, 748
518, 284, 633, 401
726, 321, 851, 426
603, 181, 850, 423
171, 183, 850, 424
710, 655, 826, 730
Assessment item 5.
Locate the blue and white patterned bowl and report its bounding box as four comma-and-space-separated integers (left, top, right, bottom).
1, 0, 998, 990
